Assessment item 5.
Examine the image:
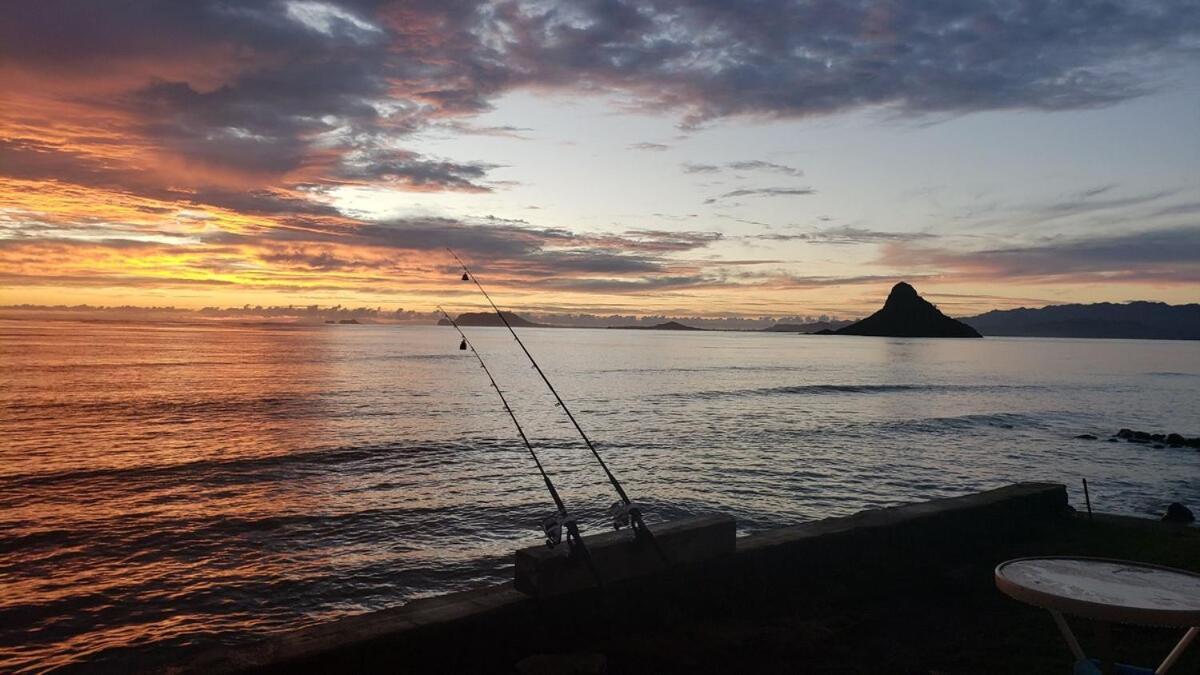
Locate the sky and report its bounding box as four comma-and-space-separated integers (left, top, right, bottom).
1, 0, 1198, 319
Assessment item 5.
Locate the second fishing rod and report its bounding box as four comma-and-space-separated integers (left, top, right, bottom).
438, 306, 602, 586
447, 249, 667, 562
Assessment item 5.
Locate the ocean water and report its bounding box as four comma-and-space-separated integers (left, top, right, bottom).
1, 319, 1198, 671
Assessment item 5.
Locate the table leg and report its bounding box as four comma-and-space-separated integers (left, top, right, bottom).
1094, 620, 1113, 675
1049, 610, 1086, 662
1156, 626, 1198, 675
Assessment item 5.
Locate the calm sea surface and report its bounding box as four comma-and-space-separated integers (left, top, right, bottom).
2, 319, 1198, 671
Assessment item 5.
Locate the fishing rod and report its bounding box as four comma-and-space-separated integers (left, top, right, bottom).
446, 249, 664, 556
438, 306, 601, 583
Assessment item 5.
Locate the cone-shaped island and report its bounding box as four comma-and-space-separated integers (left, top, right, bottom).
830, 282, 982, 338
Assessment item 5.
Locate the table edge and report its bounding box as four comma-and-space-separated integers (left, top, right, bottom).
994, 556, 1200, 627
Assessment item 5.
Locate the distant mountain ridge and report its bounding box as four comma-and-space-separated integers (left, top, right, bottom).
964, 301, 1200, 340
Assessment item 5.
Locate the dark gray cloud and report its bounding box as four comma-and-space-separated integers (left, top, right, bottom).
6, 0, 1199, 203
751, 226, 935, 245
588, 229, 724, 253
519, 250, 667, 276
1035, 187, 1179, 221
5, 0, 1200, 299
704, 187, 816, 204
494, 0, 1200, 126
257, 249, 376, 271
629, 142, 671, 151
199, 213, 722, 280
0, 138, 344, 217
727, 161, 802, 177
1148, 202, 1200, 219
882, 226, 1200, 283
684, 160, 802, 176
335, 149, 495, 191
436, 121, 533, 138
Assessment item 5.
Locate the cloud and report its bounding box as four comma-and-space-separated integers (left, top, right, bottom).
880, 226, 1200, 284
727, 161, 802, 177
586, 229, 724, 253
751, 226, 936, 245
3, 0, 1199, 307
1034, 187, 1179, 222
0, 202, 733, 296
493, 0, 1200, 126
704, 187, 816, 204
334, 149, 496, 192
436, 121, 533, 138
629, 142, 670, 151
683, 160, 802, 176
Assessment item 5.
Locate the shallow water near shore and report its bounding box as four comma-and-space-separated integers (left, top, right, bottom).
2, 319, 1198, 671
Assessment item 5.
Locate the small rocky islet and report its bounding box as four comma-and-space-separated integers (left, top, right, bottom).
1086, 428, 1200, 450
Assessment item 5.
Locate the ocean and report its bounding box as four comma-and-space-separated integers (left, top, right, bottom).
2, 319, 1197, 671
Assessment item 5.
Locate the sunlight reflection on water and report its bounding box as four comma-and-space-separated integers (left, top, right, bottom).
1, 320, 1197, 670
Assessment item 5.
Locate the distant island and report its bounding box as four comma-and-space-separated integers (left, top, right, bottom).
608, 321, 704, 331
438, 311, 552, 328
823, 282, 982, 338
963, 301, 1200, 340
763, 320, 853, 334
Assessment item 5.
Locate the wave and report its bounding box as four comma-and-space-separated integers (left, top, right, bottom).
0, 438, 515, 494
669, 383, 1029, 400
868, 411, 1069, 434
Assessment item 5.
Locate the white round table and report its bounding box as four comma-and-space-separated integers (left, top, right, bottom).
996, 557, 1200, 674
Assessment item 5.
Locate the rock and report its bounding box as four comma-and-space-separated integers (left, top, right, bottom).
1114, 430, 1200, 449
1154, 444, 1165, 449
833, 282, 982, 338
1074, 434, 1098, 440
1162, 503, 1196, 524
1106, 438, 1118, 443
516, 653, 607, 675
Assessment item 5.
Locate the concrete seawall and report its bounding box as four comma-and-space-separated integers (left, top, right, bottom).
174, 482, 1068, 674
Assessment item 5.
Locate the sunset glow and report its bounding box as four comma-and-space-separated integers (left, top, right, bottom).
2, 2, 1198, 318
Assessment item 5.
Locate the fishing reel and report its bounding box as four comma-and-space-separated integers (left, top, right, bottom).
608, 501, 644, 531
540, 512, 572, 548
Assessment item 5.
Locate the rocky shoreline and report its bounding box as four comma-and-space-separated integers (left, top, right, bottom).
1075, 429, 1198, 523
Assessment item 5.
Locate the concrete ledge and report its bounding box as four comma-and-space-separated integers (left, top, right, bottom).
732, 482, 1067, 590
171, 482, 1068, 674
741, 482, 1066, 554
514, 514, 736, 596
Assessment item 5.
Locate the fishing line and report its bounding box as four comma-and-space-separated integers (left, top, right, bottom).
438, 307, 601, 582
446, 249, 665, 558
